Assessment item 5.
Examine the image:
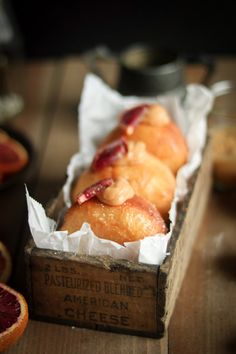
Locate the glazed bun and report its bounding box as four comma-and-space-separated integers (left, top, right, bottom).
71, 139, 175, 220
102, 103, 188, 174
61, 178, 167, 244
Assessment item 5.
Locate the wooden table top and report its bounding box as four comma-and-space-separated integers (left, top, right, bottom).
1, 55, 236, 354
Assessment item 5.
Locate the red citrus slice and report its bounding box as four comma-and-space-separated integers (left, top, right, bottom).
92, 138, 128, 171
77, 178, 113, 205
0, 241, 12, 283
0, 283, 28, 352
0, 137, 28, 175
120, 104, 150, 134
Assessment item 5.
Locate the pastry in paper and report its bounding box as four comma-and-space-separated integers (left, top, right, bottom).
71, 138, 175, 219
101, 103, 188, 175
60, 178, 167, 244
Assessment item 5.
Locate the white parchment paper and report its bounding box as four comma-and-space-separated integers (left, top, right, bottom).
26, 74, 214, 265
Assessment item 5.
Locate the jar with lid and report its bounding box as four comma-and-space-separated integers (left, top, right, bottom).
208, 80, 236, 189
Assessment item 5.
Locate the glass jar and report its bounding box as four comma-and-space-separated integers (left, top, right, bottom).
208, 80, 236, 189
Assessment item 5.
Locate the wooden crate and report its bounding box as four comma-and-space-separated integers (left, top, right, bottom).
25, 144, 212, 338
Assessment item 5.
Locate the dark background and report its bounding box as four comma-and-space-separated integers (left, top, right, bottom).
3, 0, 236, 59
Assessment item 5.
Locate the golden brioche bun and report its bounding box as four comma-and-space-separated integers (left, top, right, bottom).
102, 104, 188, 174
72, 142, 175, 220
60, 196, 167, 244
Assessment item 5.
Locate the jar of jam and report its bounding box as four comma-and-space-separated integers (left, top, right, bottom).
209, 80, 236, 189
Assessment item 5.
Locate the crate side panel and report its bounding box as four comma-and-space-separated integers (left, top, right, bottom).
159, 143, 212, 327
29, 255, 159, 336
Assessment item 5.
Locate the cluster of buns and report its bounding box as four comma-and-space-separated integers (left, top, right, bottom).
59, 103, 188, 244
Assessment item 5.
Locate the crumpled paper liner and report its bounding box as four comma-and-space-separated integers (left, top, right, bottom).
26, 74, 214, 265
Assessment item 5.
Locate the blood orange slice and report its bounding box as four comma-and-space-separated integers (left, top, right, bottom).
0, 283, 28, 352
77, 178, 113, 205
0, 138, 28, 175
92, 138, 128, 171
120, 104, 150, 134
0, 241, 12, 283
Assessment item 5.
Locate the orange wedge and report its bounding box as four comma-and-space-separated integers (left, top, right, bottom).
0, 283, 28, 352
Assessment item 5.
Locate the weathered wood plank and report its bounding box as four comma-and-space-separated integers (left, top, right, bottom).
168, 56, 236, 354
161, 143, 213, 329
26, 253, 158, 337
5, 320, 168, 354
168, 190, 236, 354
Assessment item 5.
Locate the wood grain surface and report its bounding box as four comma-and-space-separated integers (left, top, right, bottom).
2, 56, 236, 353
